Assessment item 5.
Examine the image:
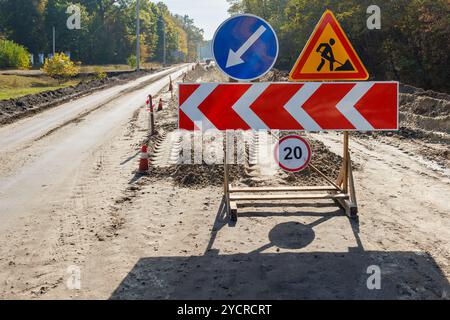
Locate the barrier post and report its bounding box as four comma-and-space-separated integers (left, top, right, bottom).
169, 76, 174, 99
148, 95, 155, 136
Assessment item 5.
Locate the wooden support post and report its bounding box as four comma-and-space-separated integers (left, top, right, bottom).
227, 77, 238, 222
347, 153, 358, 218
230, 193, 349, 201
230, 201, 238, 221
331, 132, 358, 219
309, 163, 342, 191
224, 134, 236, 221
335, 162, 345, 187
343, 132, 349, 194
224, 137, 229, 196
230, 186, 339, 193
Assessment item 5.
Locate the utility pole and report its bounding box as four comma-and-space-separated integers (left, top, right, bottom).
52, 26, 56, 56
162, 18, 166, 65
136, 0, 141, 71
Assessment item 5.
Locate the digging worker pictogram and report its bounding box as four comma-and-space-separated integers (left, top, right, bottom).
315, 38, 356, 72
316, 38, 336, 71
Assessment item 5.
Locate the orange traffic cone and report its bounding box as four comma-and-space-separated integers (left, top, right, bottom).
157, 98, 163, 111
138, 144, 149, 173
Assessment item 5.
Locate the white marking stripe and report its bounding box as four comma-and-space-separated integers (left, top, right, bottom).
336, 83, 375, 130
180, 83, 218, 130
232, 83, 270, 130
284, 83, 322, 131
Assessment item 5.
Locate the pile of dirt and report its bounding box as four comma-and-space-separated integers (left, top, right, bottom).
261, 69, 289, 82
151, 164, 247, 189
148, 130, 248, 189
367, 90, 450, 145
183, 64, 208, 82
400, 84, 450, 102
282, 136, 346, 186
398, 89, 450, 139
400, 88, 450, 118
0, 69, 158, 126
161, 138, 346, 189
183, 64, 228, 83
147, 133, 346, 189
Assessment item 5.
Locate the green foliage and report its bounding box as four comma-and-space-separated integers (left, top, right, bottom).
172, 14, 205, 62
0, 39, 30, 69
0, 0, 204, 66
127, 55, 137, 69
42, 52, 80, 81
93, 66, 107, 80
0, 0, 47, 54
228, 0, 450, 92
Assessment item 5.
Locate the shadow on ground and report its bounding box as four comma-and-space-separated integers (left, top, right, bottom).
110, 200, 449, 300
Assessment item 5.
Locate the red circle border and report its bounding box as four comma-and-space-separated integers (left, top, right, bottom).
274, 135, 312, 172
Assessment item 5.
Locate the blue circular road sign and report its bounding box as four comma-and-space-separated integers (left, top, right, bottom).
213, 14, 279, 81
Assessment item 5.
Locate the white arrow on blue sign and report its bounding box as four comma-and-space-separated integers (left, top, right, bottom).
212, 14, 279, 81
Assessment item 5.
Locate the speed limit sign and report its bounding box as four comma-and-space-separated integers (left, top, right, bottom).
275, 135, 311, 172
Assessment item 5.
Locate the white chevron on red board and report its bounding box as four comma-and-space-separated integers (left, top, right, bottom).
179, 82, 398, 131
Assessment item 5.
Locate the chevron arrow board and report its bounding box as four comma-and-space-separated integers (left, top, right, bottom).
179, 82, 398, 131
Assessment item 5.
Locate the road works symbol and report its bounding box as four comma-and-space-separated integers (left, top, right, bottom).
289, 10, 369, 81
213, 14, 279, 81
275, 136, 311, 172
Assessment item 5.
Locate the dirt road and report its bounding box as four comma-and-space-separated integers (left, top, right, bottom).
0, 65, 448, 299
0, 65, 190, 227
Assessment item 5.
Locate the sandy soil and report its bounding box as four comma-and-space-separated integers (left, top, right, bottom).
0, 65, 448, 299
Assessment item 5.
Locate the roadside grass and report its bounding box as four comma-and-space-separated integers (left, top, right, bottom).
80, 64, 132, 73
0, 62, 162, 100
79, 62, 161, 73
0, 74, 80, 100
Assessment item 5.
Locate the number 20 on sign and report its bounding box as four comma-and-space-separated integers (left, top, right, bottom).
275, 136, 312, 172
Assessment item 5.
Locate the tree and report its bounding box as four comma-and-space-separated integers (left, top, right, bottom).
44, 0, 91, 62
0, 0, 47, 54
42, 52, 80, 81
0, 0, 205, 66
228, 0, 450, 92
0, 39, 30, 69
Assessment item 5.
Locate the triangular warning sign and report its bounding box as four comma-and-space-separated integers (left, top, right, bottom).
289, 10, 369, 81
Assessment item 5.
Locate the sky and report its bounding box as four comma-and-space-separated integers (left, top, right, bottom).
155, 0, 231, 40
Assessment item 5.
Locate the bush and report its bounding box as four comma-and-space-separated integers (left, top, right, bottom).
0, 39, 30, 69
42, 53, 80, 82
93, 66, 107, 80
127, 55, 137, 69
